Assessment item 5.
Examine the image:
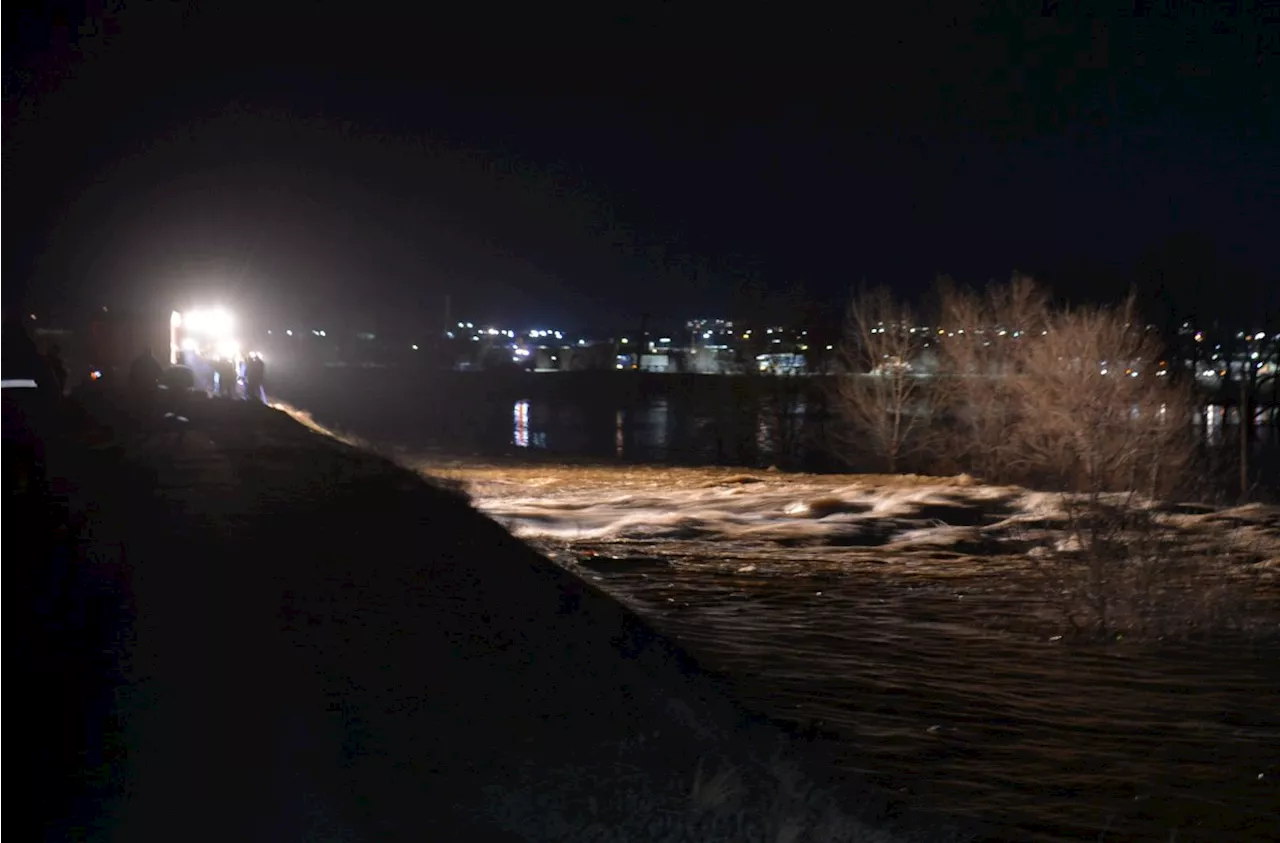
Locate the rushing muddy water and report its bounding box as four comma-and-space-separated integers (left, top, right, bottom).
421, 463, 1280, 843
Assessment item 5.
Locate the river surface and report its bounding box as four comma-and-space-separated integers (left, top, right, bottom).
272, 382, 1280, 842
272, 368, 1280, 490
414, 463, 1280, 843
275, 368, 868, 471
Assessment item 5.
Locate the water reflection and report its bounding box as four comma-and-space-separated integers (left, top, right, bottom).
513, 400, 529, 448
442, 390, 1280, 480
637, 398, 670, 454
756, 411, 773, 458
507, 393, 918, 468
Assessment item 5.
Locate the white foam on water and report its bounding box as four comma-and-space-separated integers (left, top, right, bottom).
461, 470, 1022, 553
431, 465, 1280, 567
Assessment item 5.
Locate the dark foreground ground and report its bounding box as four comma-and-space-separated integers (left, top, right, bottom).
8, 394, 979, 843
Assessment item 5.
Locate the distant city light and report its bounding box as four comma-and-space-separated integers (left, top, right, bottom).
411, 344, 419, 351
286, 329, 293, 336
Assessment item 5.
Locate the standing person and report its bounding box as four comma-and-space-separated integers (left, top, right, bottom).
128, 347, 164, 395
43, 344, 68, 395
215, 356, 236, 398
245, 352, 267, 404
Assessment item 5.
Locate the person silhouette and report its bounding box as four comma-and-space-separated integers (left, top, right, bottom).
44, 344, 68, 394
128, 347, 164, 394
245, 352, 267, 404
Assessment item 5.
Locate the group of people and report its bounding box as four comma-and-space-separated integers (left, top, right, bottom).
3, 323, 271, 499
129, 347, 268, 403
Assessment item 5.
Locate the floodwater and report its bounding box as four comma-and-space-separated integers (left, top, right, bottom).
271, 375, 1280, 840
273, 368, 1280, 490
420, 464, 1280, 843
272, 368, 844, 470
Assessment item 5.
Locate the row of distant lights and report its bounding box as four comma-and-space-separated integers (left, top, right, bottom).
277, 323, 827, 347
697, 327, 806, 338
869, 325, 1045, 338
1201, 349, 1272, 362
276, 327, 427, 352
1197, 363, 1274, 377
1194, 330, 1278, 343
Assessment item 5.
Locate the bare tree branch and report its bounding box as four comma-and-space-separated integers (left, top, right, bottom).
836, 286, 932, 472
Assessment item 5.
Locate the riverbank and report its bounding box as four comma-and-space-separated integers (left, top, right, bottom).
13, 396, 976, 842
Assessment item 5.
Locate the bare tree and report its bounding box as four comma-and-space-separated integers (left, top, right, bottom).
932, 277, 1195, 496
1004, 294, 1196, 496
836, 286, 930, 472
840, 274, 1196, 495
930, 273, 1050, 481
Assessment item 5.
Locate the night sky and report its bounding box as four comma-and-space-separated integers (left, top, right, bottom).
5, 2, 1278, 332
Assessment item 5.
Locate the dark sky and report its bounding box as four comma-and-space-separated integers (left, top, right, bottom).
5, 2, 1279, 331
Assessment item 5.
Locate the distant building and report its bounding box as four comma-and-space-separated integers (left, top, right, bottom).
755, 353, 806, 375
639, 353, 671, 372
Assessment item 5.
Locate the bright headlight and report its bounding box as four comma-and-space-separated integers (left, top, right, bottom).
183, 308, 235, 338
